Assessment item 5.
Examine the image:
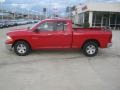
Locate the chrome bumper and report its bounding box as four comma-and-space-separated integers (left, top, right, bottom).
5, 44, 13, 51
107, 43, 112, 48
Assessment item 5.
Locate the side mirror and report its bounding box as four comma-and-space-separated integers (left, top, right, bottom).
27, 27, 30, 30
34, 28, 39, 33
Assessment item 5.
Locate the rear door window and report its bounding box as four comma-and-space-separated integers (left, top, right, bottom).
55, 21, 67, 31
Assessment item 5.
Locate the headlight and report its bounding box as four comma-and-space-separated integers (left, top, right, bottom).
7, 36, 12, 40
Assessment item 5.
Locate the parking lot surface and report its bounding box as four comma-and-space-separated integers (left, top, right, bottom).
0, 25, 120, 90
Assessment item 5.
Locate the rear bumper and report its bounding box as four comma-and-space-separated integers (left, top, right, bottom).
107, 43, 112, 48
5, 44, 13, 51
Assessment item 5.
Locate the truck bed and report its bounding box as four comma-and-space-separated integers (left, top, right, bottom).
72, 24, 111, 31
73, 27, 108, 32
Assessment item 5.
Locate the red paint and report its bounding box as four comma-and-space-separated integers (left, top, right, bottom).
5, 19, 112, 50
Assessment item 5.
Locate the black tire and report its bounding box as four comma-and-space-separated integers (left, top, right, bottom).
14, 41, 31, 56
82, 41, 98, 57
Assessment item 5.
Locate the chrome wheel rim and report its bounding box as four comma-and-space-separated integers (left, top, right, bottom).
86, 45, 96, 55
17, 44, 27, 54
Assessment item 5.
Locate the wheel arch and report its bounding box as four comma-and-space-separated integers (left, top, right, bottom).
12, 39, 32, 49
82, 39, 100, 48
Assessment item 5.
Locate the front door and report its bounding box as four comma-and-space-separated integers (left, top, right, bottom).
32, 21, 72, 49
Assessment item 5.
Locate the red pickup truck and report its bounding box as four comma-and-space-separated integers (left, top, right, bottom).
5, 19, 112, 57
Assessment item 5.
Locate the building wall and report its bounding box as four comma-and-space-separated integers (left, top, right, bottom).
85, 3, 120, 13
72, 3, 120, 29
76, 3, 120, 13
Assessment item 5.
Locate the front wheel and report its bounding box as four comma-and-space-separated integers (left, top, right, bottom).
82, 42, 98, 57
14, 41, 31, 56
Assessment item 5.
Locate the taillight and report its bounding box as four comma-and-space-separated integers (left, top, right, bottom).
109, 33, 112, 42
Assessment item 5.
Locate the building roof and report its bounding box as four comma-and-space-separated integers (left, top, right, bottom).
76, 3, 120, 14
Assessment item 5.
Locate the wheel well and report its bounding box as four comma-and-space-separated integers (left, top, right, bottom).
12, 39, 31, 49
82, 39, 100, 48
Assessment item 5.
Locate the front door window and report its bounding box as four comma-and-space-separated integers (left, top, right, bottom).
37, 22, 55, 31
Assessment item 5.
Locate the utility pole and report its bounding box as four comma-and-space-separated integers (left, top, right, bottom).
12, 9, 15, 20
43, 8, 47, 19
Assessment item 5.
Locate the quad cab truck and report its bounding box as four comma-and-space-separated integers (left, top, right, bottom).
5, 19, 112, 57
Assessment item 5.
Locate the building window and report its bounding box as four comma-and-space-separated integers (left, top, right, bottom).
84, 12, 89, 23
110, 14, 116, 24
92, 12, 102, 26
116, 14, 120, 24
78, 13, 84, 25
116, 14, 120, 28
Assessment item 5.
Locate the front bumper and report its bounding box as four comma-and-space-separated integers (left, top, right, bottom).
107, 43, 112, 48
5, 44, 13, 51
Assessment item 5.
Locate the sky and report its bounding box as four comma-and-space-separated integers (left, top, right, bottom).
0, 0, 120, 16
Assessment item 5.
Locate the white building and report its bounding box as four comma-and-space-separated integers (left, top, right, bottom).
72, 3, 120, 29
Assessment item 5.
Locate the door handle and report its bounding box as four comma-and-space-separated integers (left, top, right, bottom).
48, 34, 52, 36
64, 34, 69, 35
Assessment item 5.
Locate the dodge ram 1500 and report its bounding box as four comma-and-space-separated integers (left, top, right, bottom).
5, 19, 112, 56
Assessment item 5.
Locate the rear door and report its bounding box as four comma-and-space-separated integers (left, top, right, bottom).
53, 21, 72, 48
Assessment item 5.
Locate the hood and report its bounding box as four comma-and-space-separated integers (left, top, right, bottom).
7, 28, 31, 36
9, 28, 28, 32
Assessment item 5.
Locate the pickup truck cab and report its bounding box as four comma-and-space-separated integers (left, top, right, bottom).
5, 19, 112, 56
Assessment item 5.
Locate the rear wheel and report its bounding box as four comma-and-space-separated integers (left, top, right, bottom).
14, 41, 31, 56
82, 41, 98, 57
